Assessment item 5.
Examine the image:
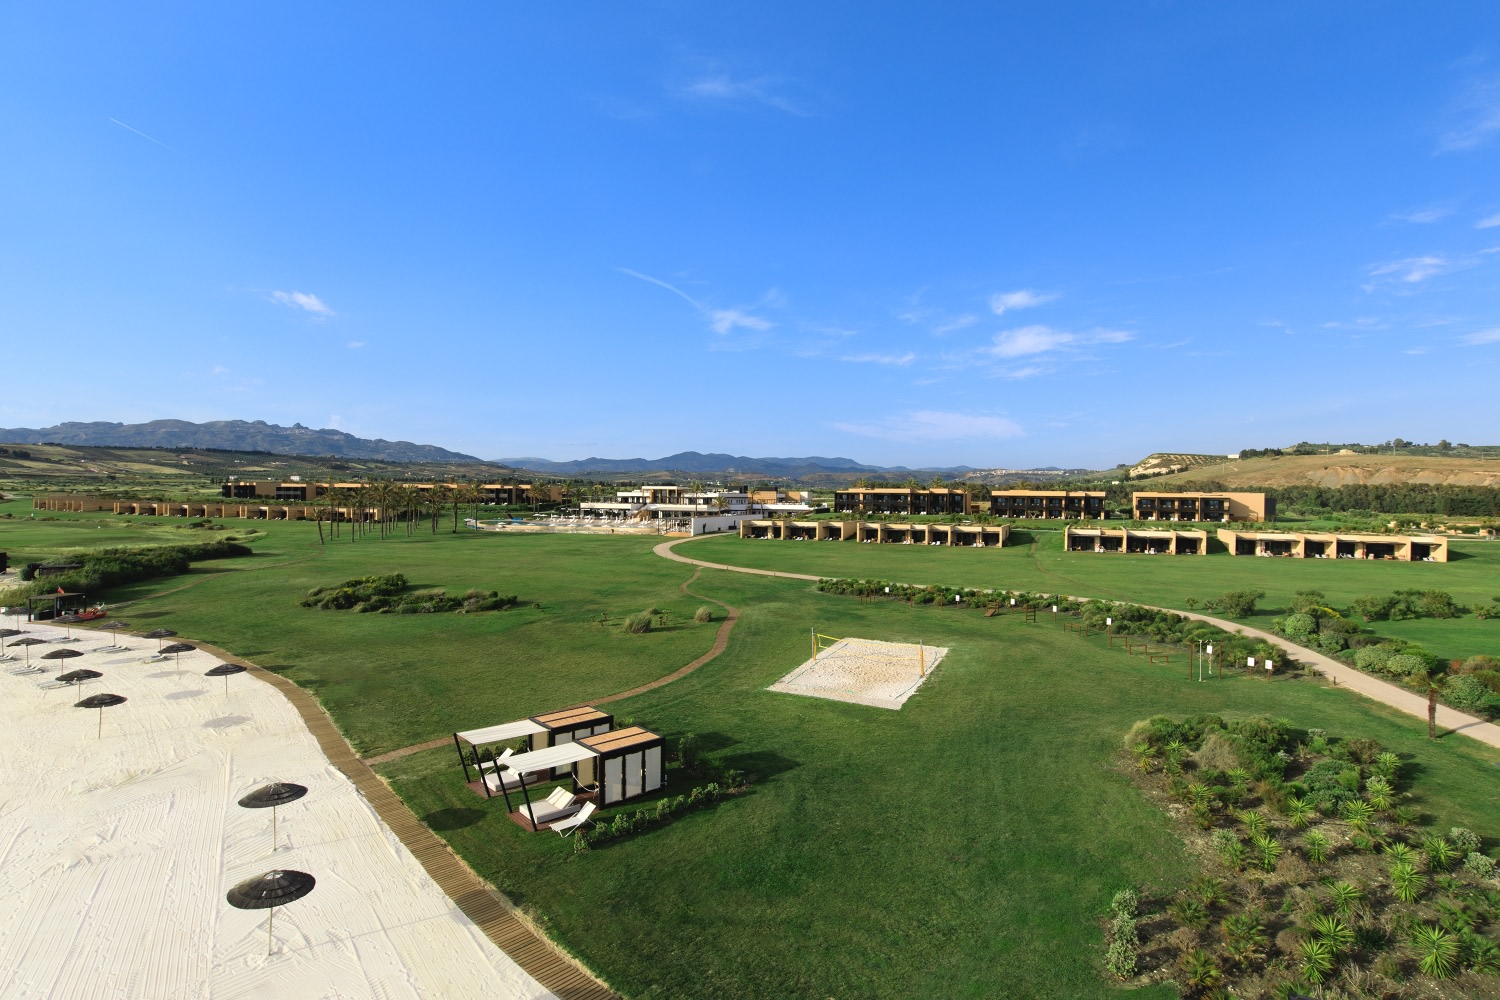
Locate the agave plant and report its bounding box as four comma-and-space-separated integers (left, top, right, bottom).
1252, 833, 1283, 872
1424, 836, 1459, 872
1413, 924, 1459, 979
1364, 775, 1394, 812
1390, 862, 1428, 903
1342, 799, 1376, 829
1225, 767, 1252, 787
1285, 795, 1316, 830
1221, 840, 1248, 873
1308, 912, 1355, 952
1326, 880, 1365, 917
1239, 809, 1269, 838
1304, 830, 1333, 866
1179, 948, 1223, 991
1132, 743, 1157, 772
1393, 804, 1419, 828
1372, 750, 1401, 780
1300, 937, 1336, 984
1384, 841, 1418, 867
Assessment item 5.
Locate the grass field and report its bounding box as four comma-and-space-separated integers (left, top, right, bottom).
684, 530, 1500, 661
4, 504, 1500, 997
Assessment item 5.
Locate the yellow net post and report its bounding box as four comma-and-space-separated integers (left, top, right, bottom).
811, 626, 817, 663
919, 640, 926, 677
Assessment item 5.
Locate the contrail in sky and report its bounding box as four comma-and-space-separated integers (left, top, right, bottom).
108, 117, 172, 149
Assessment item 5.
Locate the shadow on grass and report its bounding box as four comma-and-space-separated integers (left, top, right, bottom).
424, 806, 487, 831
722, 749, 800, 783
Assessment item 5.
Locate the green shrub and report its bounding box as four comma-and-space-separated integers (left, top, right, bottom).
623, 611, 653, 634
1445, 675, 1500, 715
1449, 827, 1482, 853
1351, 594, 1396, 621
1281, 613, 1317, 643
1213, 589, 1265, 618
1354, 645, 1397, 672
1464, 852, 1496, 880
693, 605, 713, 623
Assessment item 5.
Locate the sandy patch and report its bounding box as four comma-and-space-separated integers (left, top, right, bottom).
0, 624, 555, 1000
768, 637, 948, 710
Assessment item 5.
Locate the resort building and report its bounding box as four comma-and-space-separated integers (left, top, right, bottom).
1218, 529, 1448, 562
1131, 491, 1274, 522
219, 479, 559, 504
988, 490, 1106, 520
1065, 526, 1209, 555
739, 519, 1008, 547
831, 487, 971, 516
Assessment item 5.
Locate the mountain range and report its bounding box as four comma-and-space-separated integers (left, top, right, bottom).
496, 452, 977, 477
0, 419, 999, 477
0, 420, 483, 464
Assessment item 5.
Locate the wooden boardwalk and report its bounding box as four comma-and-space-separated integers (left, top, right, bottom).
185, 639, 619, 1000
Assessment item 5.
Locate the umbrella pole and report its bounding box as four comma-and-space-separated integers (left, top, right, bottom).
267, 906, 274, 956
272, 806, 277, 853
98, 706, 103, 739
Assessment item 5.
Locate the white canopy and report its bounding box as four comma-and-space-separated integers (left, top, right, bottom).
455, 719, 546, 746
500, 741, 597, 774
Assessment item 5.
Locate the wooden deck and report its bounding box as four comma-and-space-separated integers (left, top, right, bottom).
184, 639, 618, 1000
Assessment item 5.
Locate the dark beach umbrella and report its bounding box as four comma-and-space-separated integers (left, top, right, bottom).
41, 648, 85, 674
95, 621, 129, 648
160, 641, 196, 675
11, 636, 46, 668
226, 869, 316, 955
76, 692, 126, 738
54, 614, 80, 639
58, 668, 103, 690
206, 662, 247, 695
143, 628, 177, 650
238, 782, 308, 853
0, 628, 22, 655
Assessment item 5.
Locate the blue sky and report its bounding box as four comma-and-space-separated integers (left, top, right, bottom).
3, 3, 1498, 469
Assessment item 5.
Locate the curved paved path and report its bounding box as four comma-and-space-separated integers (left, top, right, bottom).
363, 561, 742, 767
151, 634, 618, 1000
652, 537, 1500, 751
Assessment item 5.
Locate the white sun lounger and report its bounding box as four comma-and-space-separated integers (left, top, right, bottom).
515, 787, 581, 826
550, 802, 595, 837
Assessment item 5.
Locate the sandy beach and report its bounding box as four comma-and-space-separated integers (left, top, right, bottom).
0, 621, 556, 1000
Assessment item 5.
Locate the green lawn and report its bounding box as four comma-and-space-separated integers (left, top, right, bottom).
684, 531, 1500, 660
5, 508, 1500, 997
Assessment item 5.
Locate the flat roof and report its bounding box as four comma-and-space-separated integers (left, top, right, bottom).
500, 741, 599, 774
579, 726, 662, 754
532, 706, 610, 731
455, 719, 547, 746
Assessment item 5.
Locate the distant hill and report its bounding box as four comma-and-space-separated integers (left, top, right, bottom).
497, 451, 977, 478
1141, 453, 1500, 489
0, 420, 482, 464
1129, 452, 1233, 478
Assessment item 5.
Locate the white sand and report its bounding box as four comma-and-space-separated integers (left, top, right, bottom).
0, 623, 556, 1000
768, 637, 949, 710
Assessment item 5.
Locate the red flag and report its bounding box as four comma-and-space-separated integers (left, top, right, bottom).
57, 586, 65, 595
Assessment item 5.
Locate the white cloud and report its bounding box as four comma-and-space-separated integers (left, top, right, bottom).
997, 365, 1045, 380
1391, 206, 1452, 224
840, 352, 915, 367
677, 74, 809, 116
269, 290, 334, 317
1462, 328, 1500, 345
834, 410, 1023, 443
708, 308, 773, 335
1477, 212, 1500, 229
1364, 256, 1452, 287
989, 289, 1057, 315
1437, 76, 1500, 153
619, 267, 774, 337
985, 324, 1133, 359
932, 314, 978, 335
346, 340, 366, 350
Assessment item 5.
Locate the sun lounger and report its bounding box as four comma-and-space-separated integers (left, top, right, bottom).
550, 801, 595, 837
515, 787, 581, 826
